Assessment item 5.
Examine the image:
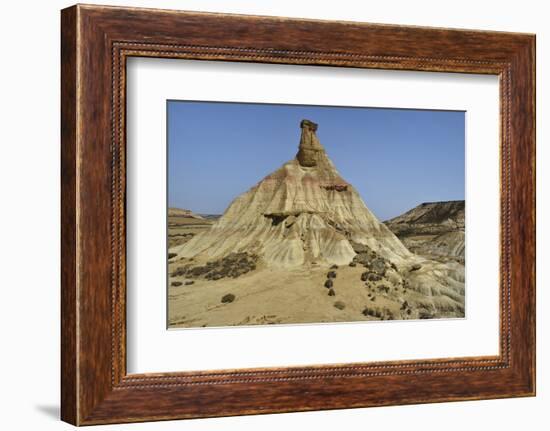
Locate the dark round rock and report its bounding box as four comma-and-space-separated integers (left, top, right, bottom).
221, 293, 235, 303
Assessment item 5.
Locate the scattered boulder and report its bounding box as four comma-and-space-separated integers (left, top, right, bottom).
350, 241, 370, 253
360, 270, 384, 282
378, 285, 390, 294
168, 253, 177, 259
221, 293, 236, 303
419, 310, 434, 319
330, 264, 339, 269
410, 264, 422, 272
363, 306, 394, 320
349, 262, 357, 267
353, 253, 370, 266
171, 265, 190, 277
370, 258, 387, 275
334, 301, 346, 310
351, 243, 391, 273
362, 306, 381, 318
368, 273, 382, 282
324, 279, 333, 289
185, 280, 195, 285
383, 309, 395, 320
327, 271, 337, 279
328, 288, 336, 296
171, 281, 182, 287
190, 266, 208, 277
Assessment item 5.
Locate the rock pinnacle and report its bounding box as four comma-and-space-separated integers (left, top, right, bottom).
296, 119, 326, 167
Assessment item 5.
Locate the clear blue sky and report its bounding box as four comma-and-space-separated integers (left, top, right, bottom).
168, 101, 464, 221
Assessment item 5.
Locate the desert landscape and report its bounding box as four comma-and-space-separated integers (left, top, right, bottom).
385, 200, 465, 264
168, 119, 465, 328
167, 207, 219, 248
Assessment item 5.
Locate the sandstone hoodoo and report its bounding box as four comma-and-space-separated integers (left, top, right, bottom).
173, 119, 410, 268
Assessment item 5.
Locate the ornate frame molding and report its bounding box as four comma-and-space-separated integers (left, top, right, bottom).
61, 5, 535, 425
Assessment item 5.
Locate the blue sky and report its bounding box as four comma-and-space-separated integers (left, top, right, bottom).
168, 101, 464, 221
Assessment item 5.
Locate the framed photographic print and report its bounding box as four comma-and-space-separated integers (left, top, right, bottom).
61, 4, 536, 425
164, 102, 466, 329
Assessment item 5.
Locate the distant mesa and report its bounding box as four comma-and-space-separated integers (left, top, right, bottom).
199, 213, 222, 221
385, 200, 465, 260
168, 207, 205, 220
385, 200, 464, 231
168, 207, 214, 249
172, 119, 410, 268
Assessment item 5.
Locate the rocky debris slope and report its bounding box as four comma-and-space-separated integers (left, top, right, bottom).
385, 200, 465, 261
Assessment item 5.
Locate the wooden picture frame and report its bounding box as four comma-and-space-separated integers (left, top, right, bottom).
61, 4, 535, 425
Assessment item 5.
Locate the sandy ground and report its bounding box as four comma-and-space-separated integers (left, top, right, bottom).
168, 256, 465, 328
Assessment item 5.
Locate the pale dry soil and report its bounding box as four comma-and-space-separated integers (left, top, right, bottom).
168, 256, 464, 328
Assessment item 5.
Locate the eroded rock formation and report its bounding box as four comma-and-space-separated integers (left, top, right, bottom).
385, 200, 465, 260
173, 119, 410, 268
168, 120, 466, 327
